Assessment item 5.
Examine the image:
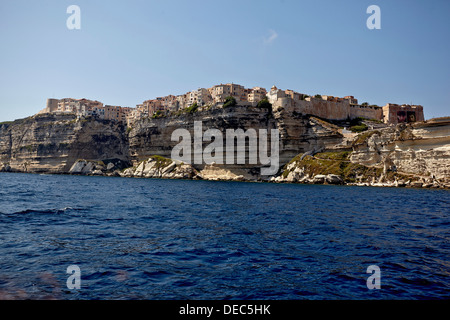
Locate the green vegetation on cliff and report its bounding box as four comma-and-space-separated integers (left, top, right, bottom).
0, 121, 13, 126
352, 130, 381, 146
152, 110, 166, 119
185, 103, 199, 114
223, 96, 237, 108
257, 98, 272, 109
349, 117, 369, 133
282, 151, 410, 183
149, 155, 172, 169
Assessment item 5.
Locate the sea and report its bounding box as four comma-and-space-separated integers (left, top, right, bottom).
0, 172, 448, 300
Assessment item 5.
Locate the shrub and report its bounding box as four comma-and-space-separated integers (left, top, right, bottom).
257, 98, 272, 109
350, 124, 369, 133
185, 103, 198, 114
349, 117, 368, 132
352, 130, 380, 146
350, 117, 365, 126
152, 110, 165, 119
150, 155, 172, 169
223, 96, 237, 108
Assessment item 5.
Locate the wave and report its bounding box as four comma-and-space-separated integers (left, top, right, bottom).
0, 207, 85, 215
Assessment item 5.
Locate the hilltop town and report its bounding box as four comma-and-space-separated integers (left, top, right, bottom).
2, 82, 448, 189
39, 83, 425, 127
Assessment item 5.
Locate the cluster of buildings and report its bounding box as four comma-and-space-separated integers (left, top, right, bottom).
266, 85, 424, 124
41, 83, 424, 126
44, 98, 132, 124
129, 84, 268, 123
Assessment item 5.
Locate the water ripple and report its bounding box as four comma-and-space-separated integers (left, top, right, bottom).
0, 173, 448, 299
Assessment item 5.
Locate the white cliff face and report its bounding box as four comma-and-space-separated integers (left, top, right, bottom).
120, 157, 200, 180
0, 113, 129, 173
128, 104, 346, 173
1, 106, 449, 188
67, 156, 201, 180
0, 102, 348, 178
199, 163, 248, 181
350, 120, 450, 182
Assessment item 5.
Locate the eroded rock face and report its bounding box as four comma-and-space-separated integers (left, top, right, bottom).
312, 175, 327, 184
118, 157, 201, 180
0, 114, 129, 173
326, 174, 344, 185
1, 107, 448, 188
0, 105, 347, 176
350, 120, 450, 182
199, 163, 249, 181
67, 156, 201, 180
69, 160, 105, 175
128, 104, 345, 174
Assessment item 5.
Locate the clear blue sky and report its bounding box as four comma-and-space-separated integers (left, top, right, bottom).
1, 0, 449, 121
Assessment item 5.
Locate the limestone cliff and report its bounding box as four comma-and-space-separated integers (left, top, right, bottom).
128, 104, 345, 177
0, 107, 448, 189
0, 104, 345, 177
277, 118, 450, 188
0, 113, 129, 173
68, 156, 200, 180
350, 117, 450, 184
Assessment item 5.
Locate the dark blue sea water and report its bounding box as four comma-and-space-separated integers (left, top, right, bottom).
0, 172, 448, 300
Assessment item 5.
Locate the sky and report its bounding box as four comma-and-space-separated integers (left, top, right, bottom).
0, 0, 449, 121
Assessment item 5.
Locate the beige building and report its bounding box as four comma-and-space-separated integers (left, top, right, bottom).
196, 88, 213, 106
142, 99, 163, 115
210, 84, 230, 103
104, 105, 131, 123
176, 93, 189, 110
160, 95, 178, 111
126, 108, 142, 126
105, 105, 121, 122
188, 91, 198, 106
248, 87, 267, 103
344, 96, 358, 105
211, 83, 246, 103
57, 98, 78, 113
53, 98, 104, 116
80, 104, 105, 119
120, 107, 132, 123
42, 84, 425, 127
284, 89, 305, 102
321, 95, 344, 103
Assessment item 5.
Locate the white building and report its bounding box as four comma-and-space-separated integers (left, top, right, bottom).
267, 86, 287, 104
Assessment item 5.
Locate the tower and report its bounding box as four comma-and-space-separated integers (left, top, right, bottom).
46, 98, 59, 113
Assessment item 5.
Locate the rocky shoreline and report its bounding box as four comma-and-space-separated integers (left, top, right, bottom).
5, 153, 442, 189
1, 156, 448, 189
1, 110, 449, 189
